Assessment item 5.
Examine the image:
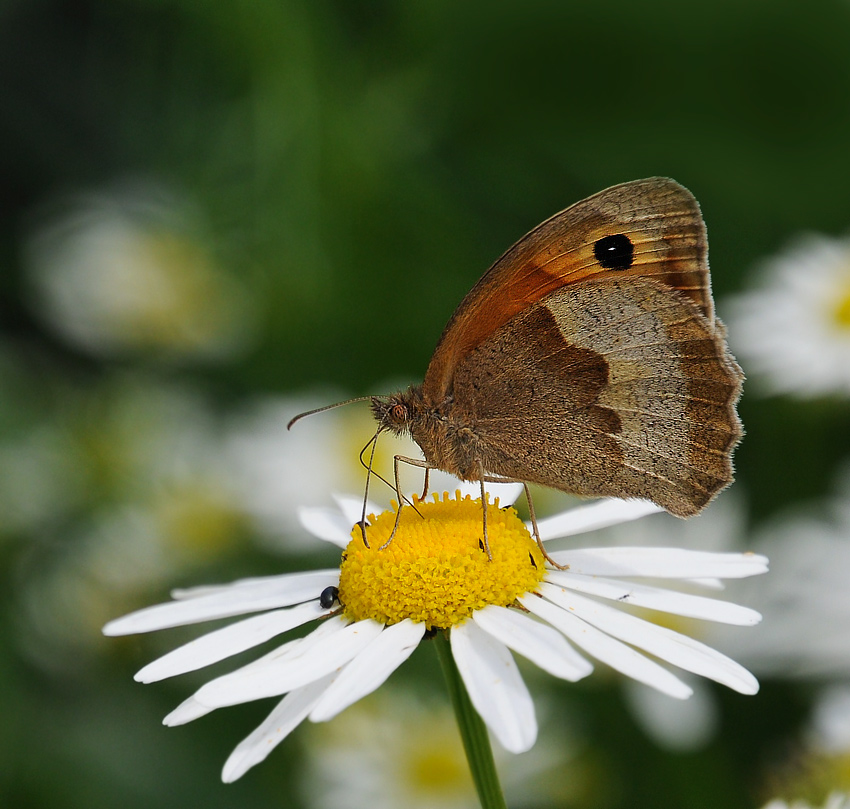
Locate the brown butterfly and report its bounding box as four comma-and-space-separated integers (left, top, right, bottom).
295, 178, 743, 558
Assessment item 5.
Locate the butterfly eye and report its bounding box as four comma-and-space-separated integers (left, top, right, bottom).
319, 586, 339, 609
593, 233, 634, 270
390, 404, 407, 422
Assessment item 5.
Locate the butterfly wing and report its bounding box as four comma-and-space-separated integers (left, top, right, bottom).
422, 177, 713, 404
415, 177, 742, 515
446, 279, 742, 516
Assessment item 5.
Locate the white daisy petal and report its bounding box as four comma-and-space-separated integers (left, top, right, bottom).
534, 498, 663, 541
545, 571, 762, 626
135, 601, 328, 683
450, 620, 537, 753
226, 612, 346, 675
521, 593, 692, 699
222, 673, 336, 783
540, 584, 759, 694
688, 578, 725, 590
297, 505, 353, 547
309, 619, 426, 722
471, 605, 592, 682
163, 696, 215, 726
168, 584, 238, 600
103, 570, 339, 634
547, 547, 768, 579
170, 569, 340, 600
195, 618, 384, 708
164, 616, 342, 713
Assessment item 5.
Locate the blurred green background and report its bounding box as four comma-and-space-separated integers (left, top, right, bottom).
3, 1, 850, 808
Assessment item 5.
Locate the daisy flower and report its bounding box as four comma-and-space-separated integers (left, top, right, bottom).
724, 234, 850, 397
24, 180, 254, 361
103, 490, 767, 783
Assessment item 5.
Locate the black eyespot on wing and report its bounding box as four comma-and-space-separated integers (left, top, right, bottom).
319, 586, 339, 609
593, 234, 634, 270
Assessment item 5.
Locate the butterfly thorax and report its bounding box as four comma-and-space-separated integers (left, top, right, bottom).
371, 387, 480, 480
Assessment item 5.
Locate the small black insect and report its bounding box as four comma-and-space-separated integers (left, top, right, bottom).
529, 552, 537, 569
319, 585, 340, 609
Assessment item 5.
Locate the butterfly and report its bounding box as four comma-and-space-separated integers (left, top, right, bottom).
294, 178, 743, 559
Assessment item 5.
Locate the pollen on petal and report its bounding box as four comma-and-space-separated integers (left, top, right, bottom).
338, 492, 545, 630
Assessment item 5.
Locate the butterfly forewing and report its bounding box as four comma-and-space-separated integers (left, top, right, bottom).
422, 177, 711, 404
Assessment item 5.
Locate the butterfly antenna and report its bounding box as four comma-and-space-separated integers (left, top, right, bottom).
287, 396, 376, 430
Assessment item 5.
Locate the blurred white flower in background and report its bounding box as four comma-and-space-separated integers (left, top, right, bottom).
761, 794, 850, 809
14, 378, 251, 667
23, 180, 255, 361
0, 421, 81, 538
724, 234, 850, 397
302, 689, 577, 809
717, 465, 850, 680
0, 347, 83, 538
808, 685, 850, 755
757, 677, 850, 808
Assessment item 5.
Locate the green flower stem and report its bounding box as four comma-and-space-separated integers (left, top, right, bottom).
434, 630, 508, 809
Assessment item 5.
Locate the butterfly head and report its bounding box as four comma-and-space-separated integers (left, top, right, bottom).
370, 387, 426, 438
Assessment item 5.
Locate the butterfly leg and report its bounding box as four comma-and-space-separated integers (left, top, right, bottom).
473, 475, 568, 570
378, 454, 432, 551
520, 482, 568, 570
477, 468, 493, 561
358, 431, 381, 548
420, 466, 431, 502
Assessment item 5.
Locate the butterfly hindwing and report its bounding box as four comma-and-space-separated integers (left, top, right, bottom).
440, 278, 742, 516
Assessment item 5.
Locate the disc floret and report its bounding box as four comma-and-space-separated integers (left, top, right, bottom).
338, 492, 545, 630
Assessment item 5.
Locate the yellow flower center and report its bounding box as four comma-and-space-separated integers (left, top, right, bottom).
833, 278, 850, 330
338, 492, 545, 630
407, 744, 472, 796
